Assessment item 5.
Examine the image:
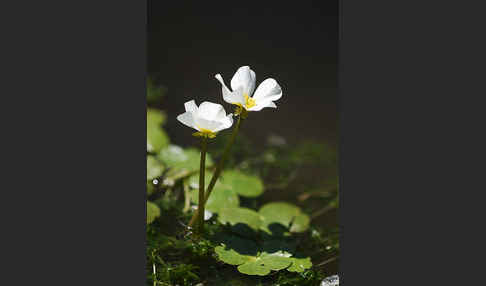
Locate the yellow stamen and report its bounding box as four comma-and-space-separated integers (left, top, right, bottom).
244, 93, 256, 109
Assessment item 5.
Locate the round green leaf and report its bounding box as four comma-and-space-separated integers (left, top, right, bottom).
220, 170, 264, 197
218, 207, 262, 231
214, 235, 258, 265
213, 235, 310, 276
237, 253, 292, 276
147, 155, 164, 181
287, 257, 313, 272
215, 246, 253, 265
259, 202, 310, 234
290, 213, 311, 233
147, 201, 160, 224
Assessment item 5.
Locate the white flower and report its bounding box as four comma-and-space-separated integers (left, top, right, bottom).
177, 100, 233, 138
215, 66, 283, 112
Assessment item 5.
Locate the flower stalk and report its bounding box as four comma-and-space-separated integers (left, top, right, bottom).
188, 114, 243, 228
196, 136, 208, 234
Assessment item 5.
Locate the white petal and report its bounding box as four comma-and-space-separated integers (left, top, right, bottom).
197, 101, 226, 121
213, 114, 233, 132
184, 100, 198, 112
230, 66, 256, 96
215, 74, 236, 103
193, 117, 223, 132
176, 112, 196, 130
247, 100, 277, 112
252, 78, 282, 103
215, 74, 245, 106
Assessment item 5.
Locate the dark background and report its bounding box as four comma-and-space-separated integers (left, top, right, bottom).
148, 1, 338, 147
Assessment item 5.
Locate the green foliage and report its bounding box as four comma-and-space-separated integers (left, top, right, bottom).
189, 178, 240, 213
147, 201, 161, 225
158, 145, 213, 178
220, 170, 264, 197
214, 235, 312, 276
287, 257, 313, 273
147, 108, 169, 153
259, 202, 310, 234
218, 207, 262, 233
147, 155, 164, 181
145, 96, 338, 283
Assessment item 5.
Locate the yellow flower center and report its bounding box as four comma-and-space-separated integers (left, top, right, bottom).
193, 126, 217, 138
244, 93, 256, 109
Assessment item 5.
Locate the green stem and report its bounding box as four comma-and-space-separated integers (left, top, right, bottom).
197, 136, 208, 234
188, 115, 243, 228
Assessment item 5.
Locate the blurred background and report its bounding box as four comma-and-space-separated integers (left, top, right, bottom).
147, 1, 338, 147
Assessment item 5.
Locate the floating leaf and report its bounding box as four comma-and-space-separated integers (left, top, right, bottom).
287, 257, 313, 272
259, 202, 310, 234
214, 235, 311, 276
158, 145, 213, 177
147, 201, 160, 224
147, 109, 169, 153
214, 236, 292, 276
147, 155, 164, 181
218, 207, 262, 232
220, 170, 264, 197
237, 253, 292, 276
214, 236, 258, 266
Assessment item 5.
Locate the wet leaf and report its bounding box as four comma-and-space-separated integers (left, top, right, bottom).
220, 170, 264, 197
